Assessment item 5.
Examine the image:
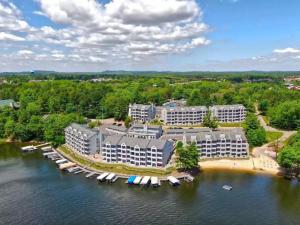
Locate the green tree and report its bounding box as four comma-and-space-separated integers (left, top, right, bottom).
124, 116, 132, 128
203, 111, 219, 129
246, 128, 267, 147
176, 142, 199, 170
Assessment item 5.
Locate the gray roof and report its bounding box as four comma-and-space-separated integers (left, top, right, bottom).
105, 125, 128, 133
184, 128, 247, 142
163, 106, 208, 112
167, 128, 211, 135
103, 135, 171, 150
129, 103, 153, 110
66, 123, 99, 139
103, 135, 123, 145
130, 124, 162, 130
210, 104, 245, 110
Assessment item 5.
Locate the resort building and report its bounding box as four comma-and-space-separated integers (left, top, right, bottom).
128, 103, 156, 122
209, 104, 246, 123
161, 106, 208, 125
128, 124, 163, 139
182, 128, 249, 159
65, 123, 103, 155
102, 135, 174, 168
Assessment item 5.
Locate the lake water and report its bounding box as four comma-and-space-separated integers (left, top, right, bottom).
0, 143, 300, 225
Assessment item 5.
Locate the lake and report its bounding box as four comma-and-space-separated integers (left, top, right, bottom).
0, 143, 299, 225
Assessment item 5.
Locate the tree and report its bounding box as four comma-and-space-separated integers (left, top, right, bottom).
278, 145, 300, 176
176, 142, 199, 170
246, 128, 267, 147
259, 99, 269, 115
203, 111, 219, 129
124, 116, 132, 128
245, 113, 260, 130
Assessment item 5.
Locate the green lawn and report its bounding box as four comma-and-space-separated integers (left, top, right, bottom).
58, 145, 175, 176
219, 122, 243, 127
266, 131, 283, 143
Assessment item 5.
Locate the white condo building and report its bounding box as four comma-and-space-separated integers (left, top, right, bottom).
102, 135, 173, 168
181, 128, 249, 159
65, 123, 102, 155
128, 103, 156, 122
161, 106, 208, 125
209, 104, 246, 122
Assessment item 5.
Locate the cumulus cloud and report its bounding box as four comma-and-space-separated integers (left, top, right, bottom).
0, 32, 24, 41
0, 0, 210, 71
273, 47, 300, 54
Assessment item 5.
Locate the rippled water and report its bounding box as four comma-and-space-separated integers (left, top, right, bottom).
0, 143, 300, 225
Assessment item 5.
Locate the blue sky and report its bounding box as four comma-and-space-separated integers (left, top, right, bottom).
0, 0, 300, 72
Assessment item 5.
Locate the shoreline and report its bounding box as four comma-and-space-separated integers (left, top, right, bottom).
0, 141, 284, 178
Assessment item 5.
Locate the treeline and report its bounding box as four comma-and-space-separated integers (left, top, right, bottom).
278, 131, 300, 177
0, 76, 299, 144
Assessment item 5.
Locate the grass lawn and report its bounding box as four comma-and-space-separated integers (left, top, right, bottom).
58, 145, 175, 176
219, 122, 243, 127
266, 131, 283, 143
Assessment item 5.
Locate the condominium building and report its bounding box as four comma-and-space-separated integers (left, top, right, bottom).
65, 123, 102, 155
128, 103, 156, 122
209, 104, 246, 122
102, 136, 174, 167
128, 124, 163, 139
103, 124, 163, 139
183, 128, 249, 159
161, 106, 208, 125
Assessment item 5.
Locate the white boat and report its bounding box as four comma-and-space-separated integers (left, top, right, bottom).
222, 185, 233, 191
151, 177, 159, 188
140, 176, 151, 186
167, 176, 180, 186
21, 145, 37, 152
97, 173, 109, 182
55, 159, 68, 165
133, 176, 142, 185
106, 173, 117, 183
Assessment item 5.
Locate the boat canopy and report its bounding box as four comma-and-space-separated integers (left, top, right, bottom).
167, 176, 180, 185
140, 176, 151, 185
97, 172, 109, 180
127, 176, 136, 184
133, 176, 142, 185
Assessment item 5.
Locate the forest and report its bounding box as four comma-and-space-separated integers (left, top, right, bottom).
0, 73, 299, 148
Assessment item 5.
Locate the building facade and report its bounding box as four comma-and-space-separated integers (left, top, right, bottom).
65, 123, 102, 155
102, 135, 173, 168
209, 105, 246, 123
161, 106, 208, 125
128, 103, 156, 122
183, 129, 249, 159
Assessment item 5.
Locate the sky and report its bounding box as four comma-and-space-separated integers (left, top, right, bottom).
0, 0, 300, 72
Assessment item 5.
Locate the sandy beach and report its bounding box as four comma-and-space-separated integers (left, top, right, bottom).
199, 155, 282, 176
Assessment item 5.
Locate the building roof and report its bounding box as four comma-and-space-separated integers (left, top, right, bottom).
184, 128, 247, 142
163, 106, 208, 112
129, 103, 153, 110
105, 125, 128, 133
167, 128, 211, 135
209, 104, 245, 110
103, 135, 171, 150
66, 123, 99, 139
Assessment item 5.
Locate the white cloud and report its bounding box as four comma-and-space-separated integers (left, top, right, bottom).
0, 32, 24, 41
18, 50, 33, 55
273, 47, 300, 54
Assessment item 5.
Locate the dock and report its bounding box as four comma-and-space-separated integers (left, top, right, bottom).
41, 146, 52, 152
85, 172, 97, 178
167, 176, 180, 186
59, 162, 76, 170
